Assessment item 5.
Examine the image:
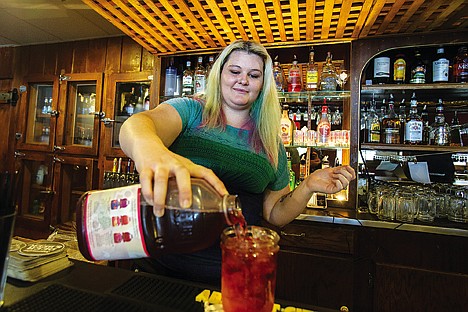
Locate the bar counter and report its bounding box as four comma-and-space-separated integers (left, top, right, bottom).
2, 259, 334, 312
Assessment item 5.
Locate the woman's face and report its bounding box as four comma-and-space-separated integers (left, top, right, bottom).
220, 50, 264, 112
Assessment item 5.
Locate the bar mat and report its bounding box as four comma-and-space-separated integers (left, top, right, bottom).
111, 275, 205, 312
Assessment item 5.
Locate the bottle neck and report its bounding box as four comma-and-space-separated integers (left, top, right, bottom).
223, 195, 243, 226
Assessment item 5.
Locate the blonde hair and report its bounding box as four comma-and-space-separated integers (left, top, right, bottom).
201, 40, 281, 167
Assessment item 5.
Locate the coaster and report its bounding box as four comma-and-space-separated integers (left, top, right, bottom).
18, 241, 65, 257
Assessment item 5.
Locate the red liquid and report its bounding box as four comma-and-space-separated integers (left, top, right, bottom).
221, 225, 279, 312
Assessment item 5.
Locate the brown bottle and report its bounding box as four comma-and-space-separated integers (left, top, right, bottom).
76, 178, 242, 261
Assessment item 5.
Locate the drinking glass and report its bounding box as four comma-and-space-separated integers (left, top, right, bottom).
395, 190, 417, 223
221, 226, 280, 312
378, 186, 395, 221
416, 190, 436, 222
447, 188, 468, 223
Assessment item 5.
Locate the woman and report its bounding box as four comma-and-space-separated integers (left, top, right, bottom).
119, 40, 355, 284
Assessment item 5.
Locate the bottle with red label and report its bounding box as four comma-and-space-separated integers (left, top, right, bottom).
288, 55, 302, 92
317, 103, 331, 144
76, 178, 243, 261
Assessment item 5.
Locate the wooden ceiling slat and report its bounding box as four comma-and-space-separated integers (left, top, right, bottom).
428, 0, 466, 31
222, 1, 250, 41
305, 0, 317, 41
290, 0, 300, 42
393, 0, 425, 33
113, 0, 175, 52
376, 0, 406, 35
255, 1, 274, 42
351, 0, 373, 38
320, 0, 335, 39
191, 0, 227, 47
158, 0, 207, 49
405, 0, 448, 33
272, 0, 287, 41
359, 0, 386, 37
238, 0, 260, 42
335, 0, 353, 39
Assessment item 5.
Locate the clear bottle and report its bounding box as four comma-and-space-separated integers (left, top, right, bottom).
194, 56, 206, 94
365, 94, 381, 143
410, 50, 426, 84
320, 52, 338, 91
306, 48, 318, 91
393, 53, 406, 83
359, 101, 368, 144
280, 104, 293, 145
421, 104, 431, 145
374, 56, 390, 84
182, 60, 194, 96
273, 56, 286, 92
432, 47, 450, 83
430, 99, 450, 146
450, 110, 462, 146
404, 92, 423, 144
76, 178, 243, 261
317, 104, 331, 144
288, 55, 302, 92
453, 46, 468, 83
205, 55, 215, 77
398, 99, 406, 141
164, 57, 177, 96
381, 94, 401, 144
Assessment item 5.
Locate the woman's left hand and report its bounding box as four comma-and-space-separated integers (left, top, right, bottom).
303, 165, 356, 194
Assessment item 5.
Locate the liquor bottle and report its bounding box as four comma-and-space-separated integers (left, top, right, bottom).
280, 104, 293, 145
194, 56, 206, 94
398, 99, 406, 141
76, 178, 243, 261
295, 107, 302, 129
320, 52, 338, 91
453, 46, 468, 83
306, 48, 319, 91
365, 95, 381, 143
205, 55, 215, 77
450, 110, 462, 146
432, 47, 450, 83
287, 152, 296, 190
381, 94, 401, 144
182, 60, 194, 96
404, 92, 423, 144
331, 107, 342, 131
164, 57, 177, 96
430, 99, 450, 146
410, 50, 426, 84
360, 102, 368, 143
393, 54, 406, 83
421, 104, 431, 145
273, 56, 286, 92
288, 55, 302, 92
373, 56, 390, 84
317, 105, 331, 144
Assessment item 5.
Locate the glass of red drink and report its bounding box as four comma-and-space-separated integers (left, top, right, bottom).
221, 226, 280, 312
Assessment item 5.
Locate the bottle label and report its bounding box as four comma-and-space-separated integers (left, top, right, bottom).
393, 59, 406, 82
405, 120, 423, 142
374, 57, 390, 78
81, 184, 149, 260
194, 75, 206, 94
306, 71, 318, 89
280, 120, 291, 145
433, 59, 449, 82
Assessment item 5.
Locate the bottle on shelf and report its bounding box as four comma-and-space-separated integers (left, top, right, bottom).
331, 107, 342, 131
182, 60, 194, 96
317, 104, 331, 144
429, 99, 450, 146
421, 104, 431, 145
288, 55, 302, 92
381, 94, 401, 144
306, 47, 319, 91
164, 57, 177, 96
194, 56, 206, 94
393, 53, 406, 84
280, 104, 293, 145
373, 55, 390, 84
365, 94, 381, 143
432, 47, 450, 83
287, 152, 296, 190
404, 92, 423, 144
398, 99, 406, 140
410, 50, 426, 84
273, 56, 286, 92
359, 101, 368, 143
450, 110, 462, 146
205, 55, 215, 77
320, 52, 338, 91
453, 46, 468, 83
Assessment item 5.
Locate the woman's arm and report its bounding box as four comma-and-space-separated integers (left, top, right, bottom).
263, 166, 356, 227
119, 104, 228, 216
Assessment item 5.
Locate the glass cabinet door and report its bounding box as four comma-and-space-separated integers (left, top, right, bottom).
55, 73, 103, 156
101, 72, 154, 157
17, 76, 59, 152
14, 152, 55, 233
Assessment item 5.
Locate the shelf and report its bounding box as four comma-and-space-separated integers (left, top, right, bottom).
278, 91, 350, 102
361, 143, 468, 153
362, 83, 468, 91
287, 144, 349, 150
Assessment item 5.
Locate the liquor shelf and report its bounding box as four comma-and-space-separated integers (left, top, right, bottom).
360, 143, 467, 153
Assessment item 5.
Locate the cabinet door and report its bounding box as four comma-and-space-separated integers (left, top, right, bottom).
14, 151, 55, 235
16, 75, 60, 152
55, 73, 104, 156
100, 71, 154, 158
52, 155, 98, 224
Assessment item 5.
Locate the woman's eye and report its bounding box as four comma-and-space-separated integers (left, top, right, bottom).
230, 70, 240, 75
249, 74, 261, 79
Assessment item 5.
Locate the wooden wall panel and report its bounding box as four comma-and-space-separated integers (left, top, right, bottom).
28, 45, 47, 75
43, 44, 58, 76
71, 40, 89, 73
56, 42, 74, 74
105, 37, 123, 75
87, 39, 107, 73
141, 48, 154, 72
0, 47, 14, 79
121, 36, 143, 73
